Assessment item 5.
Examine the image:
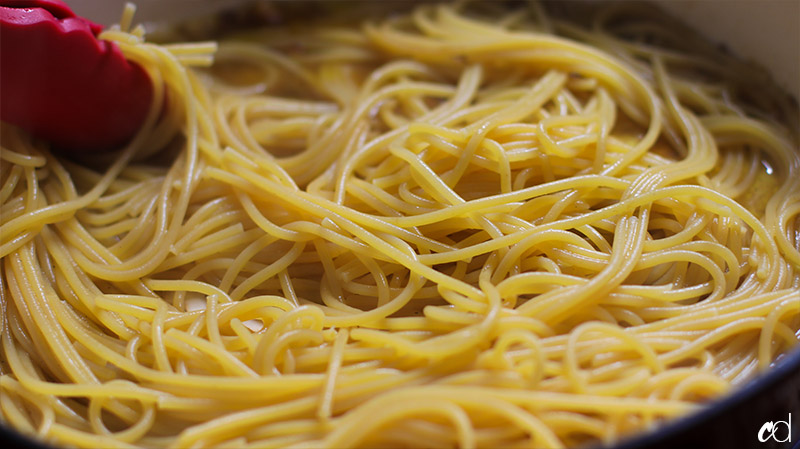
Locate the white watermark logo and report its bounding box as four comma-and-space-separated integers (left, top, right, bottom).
758, 413, 792, 443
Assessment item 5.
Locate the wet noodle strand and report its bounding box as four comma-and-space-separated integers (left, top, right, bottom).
1, 3, 799, 448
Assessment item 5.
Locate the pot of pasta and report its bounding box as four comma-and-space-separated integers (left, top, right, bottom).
0, 1, 798, 449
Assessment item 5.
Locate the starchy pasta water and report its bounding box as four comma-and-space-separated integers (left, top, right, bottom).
1, 2, 799, 448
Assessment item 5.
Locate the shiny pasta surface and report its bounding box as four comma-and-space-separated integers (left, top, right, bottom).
1, 2, 799, 448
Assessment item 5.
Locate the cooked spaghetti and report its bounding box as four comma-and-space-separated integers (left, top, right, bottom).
1, 2, 799, 448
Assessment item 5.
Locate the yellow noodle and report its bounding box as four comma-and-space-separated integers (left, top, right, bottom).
1, 2, 798, 449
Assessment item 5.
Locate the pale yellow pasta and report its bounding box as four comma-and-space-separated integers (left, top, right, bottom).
1, 2, 799, 449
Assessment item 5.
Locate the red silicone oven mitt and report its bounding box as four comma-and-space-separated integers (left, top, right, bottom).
0, 0, 153, 153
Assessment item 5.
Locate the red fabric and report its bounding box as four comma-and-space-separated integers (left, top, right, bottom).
0, 0, 153, 153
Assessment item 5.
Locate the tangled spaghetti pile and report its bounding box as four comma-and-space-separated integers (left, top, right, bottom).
1, 2, 799, 448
